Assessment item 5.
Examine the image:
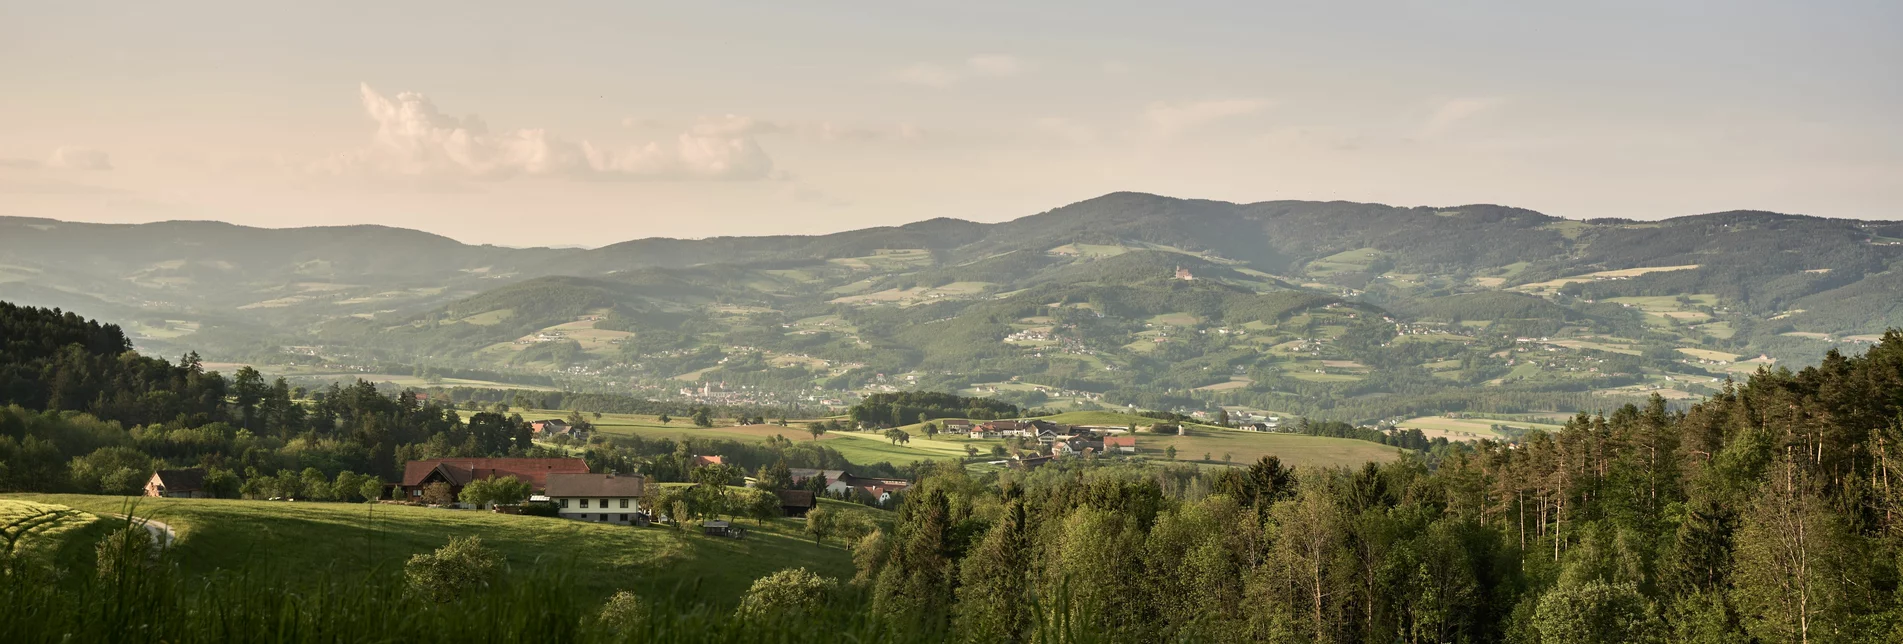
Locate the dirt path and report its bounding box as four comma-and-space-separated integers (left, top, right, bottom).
110, 514, 177, 548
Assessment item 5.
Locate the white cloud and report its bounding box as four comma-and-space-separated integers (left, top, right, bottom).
1144, 99, 1272, 139
318, 84, 775, 181
1419, 97, 1503, 138
894, 54, 1026, 87
47, 146, 112, 170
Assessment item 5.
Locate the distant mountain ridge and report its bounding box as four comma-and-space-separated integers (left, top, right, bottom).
4, 191, 1901, 424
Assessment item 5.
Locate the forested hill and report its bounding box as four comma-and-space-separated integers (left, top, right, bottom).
5, 193, 1902, 426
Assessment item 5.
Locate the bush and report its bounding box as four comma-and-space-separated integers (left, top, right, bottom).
736, 568, 838, 621
95, 522, 155, 581
597, 591, 650, 631
519, 501, 560, 517
404, 536, 500, 603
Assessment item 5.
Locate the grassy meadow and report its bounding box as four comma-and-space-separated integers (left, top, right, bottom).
1, 493, 878, 605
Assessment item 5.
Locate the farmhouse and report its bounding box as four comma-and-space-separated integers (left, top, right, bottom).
788, 468, 850, 494
531, 419, 582, 439
1103, 435, 1137, 454
144, 468, 208, 498
776, 490, 817, 517
545, 472, 645, 525
690, 455, 726, 469
399, 457, 589, 502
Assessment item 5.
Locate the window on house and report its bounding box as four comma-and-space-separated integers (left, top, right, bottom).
599, 498, 607, 508
560, 498, 569, 508
619, 498, 629, 508
580, 499, 589, 508
620, 513, 629, 522
411, 489, 421, 497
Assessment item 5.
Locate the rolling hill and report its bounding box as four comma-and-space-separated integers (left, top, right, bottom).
6, 191, 1902, 429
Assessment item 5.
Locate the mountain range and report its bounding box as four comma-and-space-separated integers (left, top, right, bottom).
5, 192, 1901, 424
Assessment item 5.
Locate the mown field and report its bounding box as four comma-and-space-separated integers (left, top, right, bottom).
524, 407, 1411, 471
0, 494, 879, 605
1394, 415, 1566, 441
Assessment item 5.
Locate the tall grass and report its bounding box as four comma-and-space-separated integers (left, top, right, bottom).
0, 503, 1121, 643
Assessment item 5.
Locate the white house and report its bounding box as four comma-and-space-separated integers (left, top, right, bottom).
545, 472, 645, 525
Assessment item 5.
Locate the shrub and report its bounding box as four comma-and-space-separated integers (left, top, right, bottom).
95, 522, 155, 581
404, 536, 500, 603
736, 568, 838, 621
597, 591, 650, 631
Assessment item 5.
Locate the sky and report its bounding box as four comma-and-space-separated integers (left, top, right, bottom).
2, 1, 1899, 247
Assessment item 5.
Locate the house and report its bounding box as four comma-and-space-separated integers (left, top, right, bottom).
545, 472, 645, 525
848, 476, 911, 504
1035, 429, 1061, 443
1103, 435, 1137, 454
941, 419, 973, 433
969, 427, 1002, 439
530, 419, 572, 436
690, 455, 726, 469
1051, 441, 1077, 457
789, 468, 854, 495
776, 490, 817, 517
399, 457, 589, 503
144, 468, 208, 498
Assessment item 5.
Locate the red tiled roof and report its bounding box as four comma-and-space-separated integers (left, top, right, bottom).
401, 458, 589, 489
1103, 436, 1136, 447
691, 455, 724, 467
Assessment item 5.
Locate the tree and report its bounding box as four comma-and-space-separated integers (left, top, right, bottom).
1216, 409, 1230, 427
965, 445, 979, 458
360, 478, 386, 502
736, 568, 838, 621
692, 407, 714, 428
923, 422, 939, 439
1534, 580, 1662, 644
806, 507, 837, 544
421, 481, 456, 506
744, 488, 783, 525
954, 499, 1033, 641
404, 536, 500, 603
807, 422, 828, 441
658, 413, 671, 424
459, 476, 532, 508
204, 467, 241, 499
1166, 445, 1178, 460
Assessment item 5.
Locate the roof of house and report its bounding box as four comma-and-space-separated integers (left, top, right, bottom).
152, 468, 207, 491
545, 473, 645, 498
400, 458, 589, 489
1103, 436, 1137, 448
691, 455, 725, 467
776, 490, 816, 508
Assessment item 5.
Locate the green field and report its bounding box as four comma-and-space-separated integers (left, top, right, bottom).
2, 494, 876, 605
1395, 416, 1565, 441
1143, 429, 1405, 469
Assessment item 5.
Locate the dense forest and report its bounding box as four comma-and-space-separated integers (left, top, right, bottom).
813, 330, 1903, 642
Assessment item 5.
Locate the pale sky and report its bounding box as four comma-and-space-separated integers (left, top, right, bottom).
2, 1, 1899, 247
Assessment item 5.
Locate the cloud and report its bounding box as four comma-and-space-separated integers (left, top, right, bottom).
1419, 98, 1503, 138
1144, 99, 1272, 139
318, 84, 774, 181
894, 54, 1026, 87
46, 146, 112, 170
